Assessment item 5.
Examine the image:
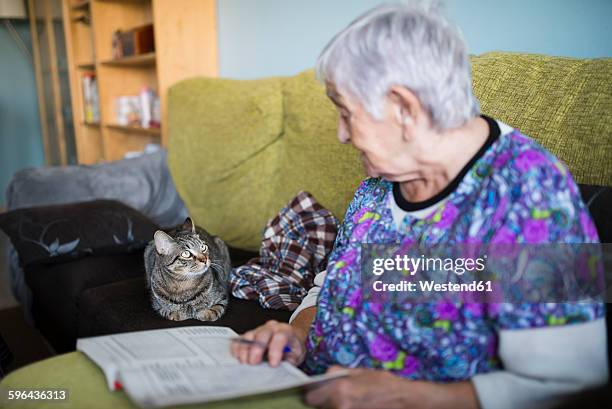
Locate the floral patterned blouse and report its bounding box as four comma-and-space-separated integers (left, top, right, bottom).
303, 116, 604, 380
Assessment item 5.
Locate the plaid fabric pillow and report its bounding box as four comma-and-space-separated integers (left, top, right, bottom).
230, 191, 338, 310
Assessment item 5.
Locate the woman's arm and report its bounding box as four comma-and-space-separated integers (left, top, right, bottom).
291, 306, 317, 341
303, 319, 609, 409
290, 270, 326, 323
304, 367, 479, 409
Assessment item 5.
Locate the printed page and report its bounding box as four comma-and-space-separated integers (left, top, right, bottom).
77, 326, 238, 390
119, 361, 348, 408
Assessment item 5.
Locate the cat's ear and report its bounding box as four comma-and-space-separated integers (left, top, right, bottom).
154, 230, 177, 255
181, 217, 196, 233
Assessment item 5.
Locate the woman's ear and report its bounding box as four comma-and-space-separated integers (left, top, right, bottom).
388, 85, 424, 135
154, 230, 176, 255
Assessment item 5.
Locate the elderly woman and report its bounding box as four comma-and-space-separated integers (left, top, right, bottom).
231, 2, 608, 408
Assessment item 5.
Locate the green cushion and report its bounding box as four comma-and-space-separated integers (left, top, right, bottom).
168, 73, 365, 251
276, 70, 364, 226
471, 52, 612, 186
0, 352, 309, 409
168, 53, 611, 251
168, 77, 285, 250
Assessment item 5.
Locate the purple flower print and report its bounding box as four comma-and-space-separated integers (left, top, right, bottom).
465, 302, 485, 317
398, 238, 416, 254
486, 302, 501, 317
523, 219, 549, 243
461, 240, 482, 260
400, 355, 420, 376
491, 197, 508, 226
339, 248, 358, 267
368, 334, 398, 362
491, 226, 516, 244
515, 150, 547, 173
368, 302, 383, 314
511, 131, 530, 144
568, 179, 578, 196
493, 151, 512, 168
436, 301, 458, 320
346, 289, 362, 308
314, 322, 323, 337
352, 219, 373, 241
437, 203, 459, 229
460, 289, 479, 304
352, 207, 370, 224
579, 212, 598, 241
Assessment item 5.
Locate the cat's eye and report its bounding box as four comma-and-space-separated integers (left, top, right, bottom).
200, 244, 208, 252
180, 251, 191, 259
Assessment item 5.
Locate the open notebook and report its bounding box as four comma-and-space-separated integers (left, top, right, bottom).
77, 326, 346, 408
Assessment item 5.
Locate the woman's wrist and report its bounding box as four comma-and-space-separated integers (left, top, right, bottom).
376, 376, 479, 409
413, 380, 479, 409
290, 306, 316, 344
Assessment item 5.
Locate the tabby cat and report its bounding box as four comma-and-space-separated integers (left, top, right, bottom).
144, 218, 231, 321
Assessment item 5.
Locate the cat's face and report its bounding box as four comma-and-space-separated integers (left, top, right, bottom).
154, 219, 211, 277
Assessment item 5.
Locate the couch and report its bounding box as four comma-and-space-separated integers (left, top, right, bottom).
2, 52, 611, 357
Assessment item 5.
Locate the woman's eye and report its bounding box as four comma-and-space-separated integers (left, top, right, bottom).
180, 251, 191, 258
200, 244, 208, 252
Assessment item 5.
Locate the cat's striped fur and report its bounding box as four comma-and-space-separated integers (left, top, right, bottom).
144, 218, 231, 322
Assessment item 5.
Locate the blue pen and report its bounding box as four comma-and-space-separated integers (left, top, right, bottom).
231, 337, 291, 354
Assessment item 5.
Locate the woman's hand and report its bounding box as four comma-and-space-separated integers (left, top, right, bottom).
304, 366, 479, 409
230, 319, 308, 367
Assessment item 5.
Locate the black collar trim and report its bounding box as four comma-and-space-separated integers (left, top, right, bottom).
392, 115, 500, 212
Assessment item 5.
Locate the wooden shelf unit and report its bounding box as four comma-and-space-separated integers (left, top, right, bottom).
100, 52, 156, 67
105, 123, 161, 135
62, 0, 218, 163
76, 62, 95, 70
71, 0, 90, 11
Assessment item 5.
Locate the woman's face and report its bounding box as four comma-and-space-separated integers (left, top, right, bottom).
326, 83, 430, 182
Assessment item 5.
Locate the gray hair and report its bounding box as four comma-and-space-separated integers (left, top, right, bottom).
316, 0, 480, 129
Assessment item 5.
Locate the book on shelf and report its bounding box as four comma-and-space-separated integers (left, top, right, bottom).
77, 326, 346, 408
112, 24, 155, 59
114, 87, 160, 129
81, 72, 99, 124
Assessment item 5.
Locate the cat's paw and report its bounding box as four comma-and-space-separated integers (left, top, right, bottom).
167, 311, 187, 321
196, 305, 224, 322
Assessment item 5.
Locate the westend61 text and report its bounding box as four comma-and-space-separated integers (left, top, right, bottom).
372, 280, 493, 293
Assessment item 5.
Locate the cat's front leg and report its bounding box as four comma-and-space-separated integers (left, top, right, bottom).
195, 304, 226, 322
166, 309, 190, 321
